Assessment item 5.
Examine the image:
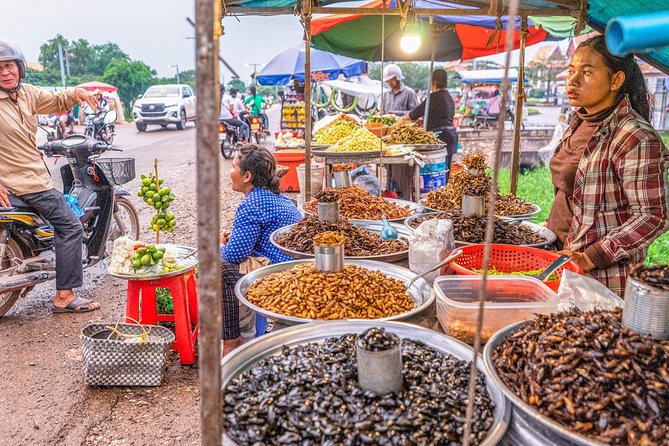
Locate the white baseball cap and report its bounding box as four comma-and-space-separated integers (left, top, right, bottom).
383, 64, 404, 82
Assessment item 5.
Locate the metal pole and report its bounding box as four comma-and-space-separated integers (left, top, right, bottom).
304, 0, 313, 201
509, 16, 527, 196
57, 44, 66, 88
176, 65, 181, 84
423, 31, 437, 130
195, 0, 222, 443
64, 48, 71, 77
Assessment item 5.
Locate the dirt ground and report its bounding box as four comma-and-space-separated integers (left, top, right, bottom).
0, 120, 251, 446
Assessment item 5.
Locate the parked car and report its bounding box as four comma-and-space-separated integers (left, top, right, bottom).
132, 84, 196, 132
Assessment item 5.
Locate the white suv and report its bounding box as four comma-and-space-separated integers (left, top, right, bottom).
133, 84, 196, 132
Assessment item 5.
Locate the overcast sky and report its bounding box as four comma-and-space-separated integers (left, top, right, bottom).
4, 0, 558, 84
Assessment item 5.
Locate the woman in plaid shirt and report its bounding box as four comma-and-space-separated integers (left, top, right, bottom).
546, 36, 669, 296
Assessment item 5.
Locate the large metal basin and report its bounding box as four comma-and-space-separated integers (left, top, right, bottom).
222, 320, 510, 445
405, 213, 556, 248
235, 259, 433, 326
300, 197, 423, 223
270, 220, 411, 262
484, 322, 608, 446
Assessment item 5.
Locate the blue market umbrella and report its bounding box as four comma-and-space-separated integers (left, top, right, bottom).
256, 45, 367, 86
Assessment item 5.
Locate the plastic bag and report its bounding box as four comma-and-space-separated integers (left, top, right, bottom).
557, 269, 623, 312
353, 174, 380, 197
409, 219, 455, 283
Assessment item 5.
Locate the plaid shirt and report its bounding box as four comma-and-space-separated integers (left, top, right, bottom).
563, 97, 669, 296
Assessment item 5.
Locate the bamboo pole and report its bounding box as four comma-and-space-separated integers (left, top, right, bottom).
195, 0, 222, 443
302, 0, 313, 202
509, 16, 528, 196
154, 159, 160, 244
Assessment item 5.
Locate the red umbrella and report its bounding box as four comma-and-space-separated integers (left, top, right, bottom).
75, 81, 118, 92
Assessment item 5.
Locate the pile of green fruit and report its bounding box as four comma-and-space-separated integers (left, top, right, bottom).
132, 245, 165, 270
151, 212, 176, 233
137, 172, 177, 233
367, 114, 397, 125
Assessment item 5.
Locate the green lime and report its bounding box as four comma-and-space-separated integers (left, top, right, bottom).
158, 212, 166, 219
158, 178, 164, 185
138, 190, 144, 197
149, 184, 157, 191
145, 190, 154, 198
161, 195, 169, 203
147, 199, 154, 206
142, 178, 151, 186
169, 220, 176, 227
166, 213, 175, 221
160, 187, 170, 195
158, 247, 166, 252
168, 193, 175, 200
132, 260, 142, 269
166, 227, 173, 233
157, 218, 167, 227
161, 202, 169, 209
152, 251, 164, 261
141, 254, 152, 266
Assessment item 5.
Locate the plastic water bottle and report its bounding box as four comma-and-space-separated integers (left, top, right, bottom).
64, 194, 84, 218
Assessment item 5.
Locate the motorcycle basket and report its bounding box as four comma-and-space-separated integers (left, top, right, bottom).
96, 158, 136, 186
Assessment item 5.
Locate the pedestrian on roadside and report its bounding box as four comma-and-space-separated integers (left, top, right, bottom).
0, 40, 101, 313
219, 145, 301, 356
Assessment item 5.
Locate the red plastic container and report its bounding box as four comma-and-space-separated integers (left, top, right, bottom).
273, 149, 305, 192
448, 244, 584, 292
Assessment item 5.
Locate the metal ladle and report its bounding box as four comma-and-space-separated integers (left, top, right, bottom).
405, 250, 463, 290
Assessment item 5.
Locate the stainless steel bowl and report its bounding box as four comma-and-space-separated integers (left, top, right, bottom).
405, 215, 556, 249
270, 221, 411, 262
419, 200, 542, 222
300, 197, 423, 223
102, 245, 198, 281
234, 259, 433, 326
484, 322, 608, 446
222, 320, 510, 446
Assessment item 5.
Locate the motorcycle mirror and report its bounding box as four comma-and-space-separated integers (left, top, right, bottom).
61, 135, 87, 147
104, 110, 117, 124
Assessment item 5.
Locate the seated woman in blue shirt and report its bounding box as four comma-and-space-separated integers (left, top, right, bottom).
220, 145, 301, 355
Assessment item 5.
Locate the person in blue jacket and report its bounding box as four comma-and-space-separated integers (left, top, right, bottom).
219, 145, 301, 355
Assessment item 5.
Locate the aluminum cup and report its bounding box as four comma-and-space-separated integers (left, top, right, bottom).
356, 334, 403, 395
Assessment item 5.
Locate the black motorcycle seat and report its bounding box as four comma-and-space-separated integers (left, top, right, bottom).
8, 194, 31, 209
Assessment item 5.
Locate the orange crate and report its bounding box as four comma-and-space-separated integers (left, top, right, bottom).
448, 244, 583, 292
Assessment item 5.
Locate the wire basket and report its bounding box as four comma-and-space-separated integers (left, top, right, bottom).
96, 158, 136, 186
448, 244, 583, 292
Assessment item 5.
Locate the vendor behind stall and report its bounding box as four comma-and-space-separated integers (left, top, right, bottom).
382, 64, 419, 115
403, 68, 458, 183
220, 145, 301, 355
546, 35, 669, 296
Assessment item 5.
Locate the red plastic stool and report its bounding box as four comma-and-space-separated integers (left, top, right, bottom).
125, 269, 199, 365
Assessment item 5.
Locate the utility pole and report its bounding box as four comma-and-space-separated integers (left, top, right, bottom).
245, 62, 263, 85
169, 64, 181, 84
57, 44, 67, 88
64, 48, 71, 77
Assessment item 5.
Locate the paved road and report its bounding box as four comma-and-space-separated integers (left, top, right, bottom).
0, 121, 233, 446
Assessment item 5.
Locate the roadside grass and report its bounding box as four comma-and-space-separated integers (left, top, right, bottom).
495, 167, 669, 265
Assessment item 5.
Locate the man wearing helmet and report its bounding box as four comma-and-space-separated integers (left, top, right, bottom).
93, 88, 109, 112
0, 40, 101, 313
382, 64, 419, 116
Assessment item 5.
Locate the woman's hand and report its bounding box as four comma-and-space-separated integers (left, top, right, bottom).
557, 250, 596, 272
220, 230, 231, 245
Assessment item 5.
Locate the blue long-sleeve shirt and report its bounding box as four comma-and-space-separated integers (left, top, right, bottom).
220, 187, 302, 264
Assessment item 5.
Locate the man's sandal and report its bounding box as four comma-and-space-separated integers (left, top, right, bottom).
52, 296, 100, 314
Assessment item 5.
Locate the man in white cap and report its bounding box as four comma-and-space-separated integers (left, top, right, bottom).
382, 63, 419, 115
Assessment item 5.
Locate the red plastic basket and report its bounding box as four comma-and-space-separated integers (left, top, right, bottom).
449, 244, 584, 292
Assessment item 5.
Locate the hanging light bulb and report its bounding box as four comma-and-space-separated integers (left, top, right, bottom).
400, 22, 422, 54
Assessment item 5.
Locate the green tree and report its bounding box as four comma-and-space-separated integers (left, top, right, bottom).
153, 69, 196, 90
25, 68, 62, 86
90, 43, 130, 76
102, 60, 156, 114
38, 34, 70, 72
227, 77, 246, 93
528, 52, 568, 103
67, 39, 95, 77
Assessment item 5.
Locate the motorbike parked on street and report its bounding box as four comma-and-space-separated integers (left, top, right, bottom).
219, 121, 241, 159
0, 111, 140, 317
83, 106, 115, 145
